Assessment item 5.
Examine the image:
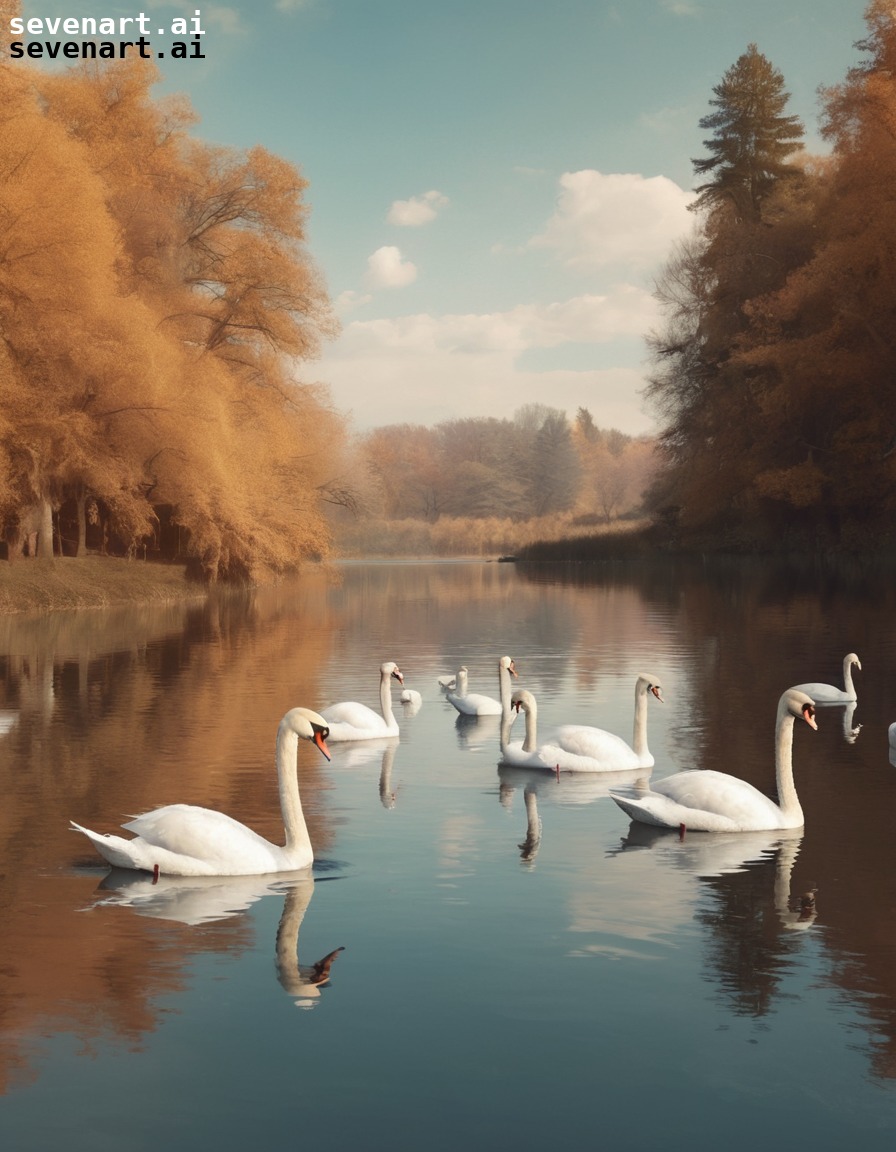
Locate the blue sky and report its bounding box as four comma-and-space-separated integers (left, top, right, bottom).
18, 1, 871, 434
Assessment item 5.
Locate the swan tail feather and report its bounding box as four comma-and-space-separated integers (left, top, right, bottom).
70, 821, 154, 871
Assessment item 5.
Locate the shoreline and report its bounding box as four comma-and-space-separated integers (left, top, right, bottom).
0, 556, 207, 614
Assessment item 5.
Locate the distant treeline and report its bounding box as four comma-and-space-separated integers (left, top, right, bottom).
330, 405, 657, 555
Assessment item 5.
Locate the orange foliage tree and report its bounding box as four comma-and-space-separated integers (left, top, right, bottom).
0, 55, 345, 578
730, 1, 896, 535
647, 12, 896, 548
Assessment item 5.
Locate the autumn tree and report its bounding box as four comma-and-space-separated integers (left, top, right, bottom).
572, 410, 655, 523
362, 424, 444, 519
0, 63, 164, 559
725, 2, 896, 532
0, 57, 345, 577
435, 418, 529, 518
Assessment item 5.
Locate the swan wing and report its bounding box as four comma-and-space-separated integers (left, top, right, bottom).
790, 681, 854, 703
655, 770, 785, 824
611, 770, 786, 832
448, 691, 502, 716
553, 724, 644, 768
321, 701, 394, 740
500, 740, 554, 770
322, 701, 382, 727
120, 805, 292, 875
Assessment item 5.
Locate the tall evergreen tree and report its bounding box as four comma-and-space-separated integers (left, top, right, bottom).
692, 44, 805, 221
645, 46, 815, 536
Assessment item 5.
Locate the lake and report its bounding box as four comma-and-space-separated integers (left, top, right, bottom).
1, 557, 896, 1151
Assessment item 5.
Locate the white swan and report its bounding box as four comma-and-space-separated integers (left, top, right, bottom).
70, 707, 332, 876
322, 660, 403, 740
447, 656, 516, 717
792, 652, 860, 703
400, 688, 422, 712
552, 673, 664, 770
501, 689, 627, 772
609, 688, 817, 832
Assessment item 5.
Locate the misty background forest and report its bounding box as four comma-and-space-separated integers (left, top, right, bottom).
2, 1, 896, 576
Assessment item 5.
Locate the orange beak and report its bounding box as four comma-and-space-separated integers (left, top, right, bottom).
314, 730, 332, 760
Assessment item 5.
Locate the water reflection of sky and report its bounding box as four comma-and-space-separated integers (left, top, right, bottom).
2, 560, 896, 1149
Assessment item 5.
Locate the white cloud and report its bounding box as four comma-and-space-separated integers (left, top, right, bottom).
387, 190, 449, 227
366, 246, 419, 289
316, 287, 661, 434
531, 169, 695, 270
322, 168, 694, 434
366, 246, 418, 289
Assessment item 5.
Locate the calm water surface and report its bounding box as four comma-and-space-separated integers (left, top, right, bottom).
2, 558, 896, 1151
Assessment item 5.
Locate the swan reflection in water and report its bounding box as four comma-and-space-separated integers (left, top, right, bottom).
518, 787, 542, 864
497, 764, 651, 866
328, 737, 401, 809
613, 824, 818, 931
611, 825, 817, 1016
498, 763, 651, 811
93, 870, 344, 1008
455, 710, 502, 752
839, 700, 861, 744
814, 698, 861, 744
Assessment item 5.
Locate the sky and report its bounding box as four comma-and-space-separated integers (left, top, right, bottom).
15, 0, 872, 436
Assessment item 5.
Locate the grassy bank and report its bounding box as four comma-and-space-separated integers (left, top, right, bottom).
0, 557, 205, 614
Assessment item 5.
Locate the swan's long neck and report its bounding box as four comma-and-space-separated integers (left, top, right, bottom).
842, 656, 855, 696
632, 680, 650, 758
498, 661, 512, 716
380, 669, 396, 726
500, 709, 513, 753
774, 706, 803, 824
276, 721, 312, 855
522, 698, 538, 753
